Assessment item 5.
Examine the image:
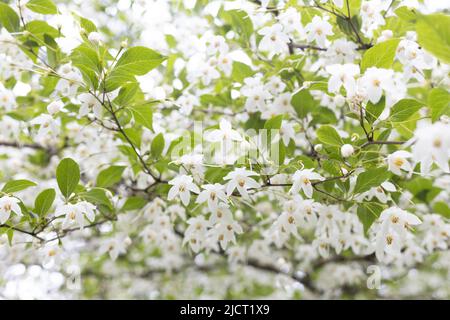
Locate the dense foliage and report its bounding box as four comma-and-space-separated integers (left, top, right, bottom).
0, 0, 449, 299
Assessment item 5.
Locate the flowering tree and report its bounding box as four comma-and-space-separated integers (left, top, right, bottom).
0, 0, 449, 299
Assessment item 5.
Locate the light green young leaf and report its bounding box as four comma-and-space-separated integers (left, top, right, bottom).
129, 103, 153, 131
416, 14, 450, 64
316, 125, 344, 147
26, 0, 57, 14
106, 46, 166, 91
231, 61, 254, 83
0, 3, 20, 32
291, 89, 314, 118
357, 202, 384, 234
96, 166, 126, 188
389, 99, 423, 122
2, 180, 37, 194
34, 188, 56, 217
151, 133, 165, 158
264, 115, 283, 130
428, 88, 450, 122
361, 39, 400, 72
121, 196, 147, 212
353, 167, 390, 195
56, 158, 80, 198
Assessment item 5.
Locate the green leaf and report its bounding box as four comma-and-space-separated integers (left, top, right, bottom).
221, 9, 253, 41
114, 83, 139, 106
354, 167, 390, 195
70, 44, 101, 89
151, 133, 165, 158
357, 202, 384, 234
79, 188, 113, 210
264, 115, 283, 130
316, 125, 343, 147
26, 0, 57, 14
2, 180, 37, 193
428, 88, 450, 122
291, 89, 314, 118
416, 14, 450, 64
433, 201, 450, 219
231, 61, 254, 83
337, 15, 361, 38
106, 46, 166, 91
361, 39, 400, 72
79, 16, 97, 33
389, 99, 423, 122
34, 188, 56, 217
121, 196, 147, 212
24, 20, 59, 39
96, 166, 126, 188
129, 103, 153, 131
56, 158, 80, 198
0, 3, 20, 32
365, 97, 385, 124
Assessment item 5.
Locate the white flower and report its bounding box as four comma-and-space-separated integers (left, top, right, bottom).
99, 234, 131, 260
196, 183, 227, 211
168, 175, 200, 206
340, 144, 354, 158
30, 114, 60, 138
223, 168, 261, 197
55, 201, 96, 229
278, 7, 303, 36
375, 207, 421, 261
209, 220, 243, 249
410, 121, 450, 174
359, 67, 394, 104
387, 151, 412, 175
0, 196, 22, 224
304, 16, 333, 47
78, 93, 103, 119
47, 101, 64, 115
290, 169, 324, 198
205, 119, 242, 143
0, 87, 16, 111
326, 64, 360, 95
258, 23, 290, 59
183, 216, 210, 253
209, 202, 234, 225
87, 31, 102, 43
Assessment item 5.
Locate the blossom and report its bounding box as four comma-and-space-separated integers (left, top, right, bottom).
375, 207, 421, 261
55, 201, 97, 229
410, 121, 450, 174
0, 196, 22, 224
205, 119, 242, 143
277, 7, 303, 37
47, 101, 64, 115
326, 64, 360, 95
78, 93, 103, 119
99, 234, 132, 260
290, 169, 324, 198
304, 16, 333, 47
208, 220, 243, 249
196, 183, 227, 211
223, 168, 261, 197
258, 23, 290, 59
168, 175, 200, 206
387, 151, 413, 175
359, 67, 394, 104
340, 144, 354, 158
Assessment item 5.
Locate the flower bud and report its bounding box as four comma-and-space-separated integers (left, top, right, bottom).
314, 144, 323, 152
88, 32, 102, 43
341, 144, 354, 158
47, 101, 64, 115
